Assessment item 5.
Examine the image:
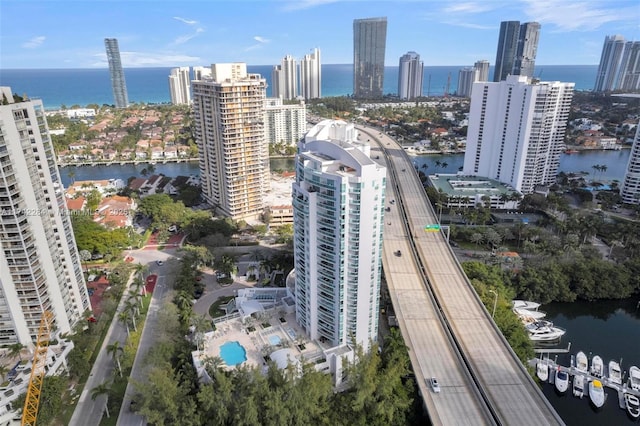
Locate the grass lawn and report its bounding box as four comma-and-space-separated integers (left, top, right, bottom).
208, 296, 235, 318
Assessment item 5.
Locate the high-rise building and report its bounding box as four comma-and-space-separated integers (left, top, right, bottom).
617, 41, 640, 91
292, 120, 386, 349
192, 64, 269, 220
621, 122, 640, 205
168, 67, 191, 105
493, 21, 520, 82
493, 21, 540, 81
594, 35, 627, 92
300, 48, 322, 100
513, 22, 541, 78
353, 17, 387, 99
398, 51, 424, 100
271, 55, 298, 100
104, 38, 129, 108
457, 67, 477, 98
0, 87, 91, 346
192, 66, 212, 81
463, 75, 574, 194
474, 60, 490, 82
264, 98, 307, 146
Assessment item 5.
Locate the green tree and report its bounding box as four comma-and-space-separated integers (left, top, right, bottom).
90, 381, 112, 418
106, 341, 124, 377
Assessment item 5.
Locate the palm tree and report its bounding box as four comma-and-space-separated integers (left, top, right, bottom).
106, 341, 124, 377
128, 290, 143, 309
132, 277, 147, 297
124, 302, 138, 330
0, 365, 9, 383
67, 169, 76, 184
118, 310, 131, 336
91, 381, 112, 418
470, 233, 484, 247
133, 263, 149, 281
79, 250, 92, 274
8, 343, 24, 361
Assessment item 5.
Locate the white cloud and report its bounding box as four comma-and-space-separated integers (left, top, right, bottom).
522, 0, 638, 32
442, 2, 496, 14
173, 16, 197, 25
92, 52, 201, 67
22, 36, 45, 49
171, 28, 205, 46
281, 0, 341, 11
442, 20, 496, 30
245, 35, 271, 51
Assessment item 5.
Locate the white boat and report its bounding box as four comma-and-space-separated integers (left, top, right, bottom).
513, 300, 541, 311
525, 320, 566, 342
576, 351, 588, 373
589, 379, 606, 409
514, 308, 547, 320
630, 366, 640, 391
554, 369, 569, 394
537, 359, 549, 382
591, 355, 604, 377
608, 360, 622, 385
573, 374, 585, 398
625, 393, 640, 420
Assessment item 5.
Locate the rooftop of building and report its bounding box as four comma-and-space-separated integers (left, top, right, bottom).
428, 174, 519, 197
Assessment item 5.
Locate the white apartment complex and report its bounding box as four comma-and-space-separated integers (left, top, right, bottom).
263, 98, 307, 146
192, 64, 270, 220
398, 51, 424, 100
168, 67, 191, 105
594, 35, 640, 92
0, 87, 91, 346
463, 75, 574, 194
192, 66, 212, 81
300, 48, 321, 100
271, 55, 298, 100
621, 122, 640, 205
292, 120, 386, 350
457, 67, 477, 98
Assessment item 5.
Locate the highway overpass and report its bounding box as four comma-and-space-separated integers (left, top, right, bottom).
358, 125, 564, 426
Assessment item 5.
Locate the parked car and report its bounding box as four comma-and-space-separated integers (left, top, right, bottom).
395, 250, 402, 257
156, 260, 164, 266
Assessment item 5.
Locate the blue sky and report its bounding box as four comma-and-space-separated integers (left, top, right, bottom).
1, 0, 638, 69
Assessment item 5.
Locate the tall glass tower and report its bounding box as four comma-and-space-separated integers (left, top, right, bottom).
493, 21, 520, 82
104, 38, 129, 108
353, 17, 387, 99
514, 22, 541, 78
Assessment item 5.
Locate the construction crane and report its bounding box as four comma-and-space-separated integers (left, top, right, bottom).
21, 310, 54, 426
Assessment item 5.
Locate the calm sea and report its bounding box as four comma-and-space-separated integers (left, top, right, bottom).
0, 65, 597, 110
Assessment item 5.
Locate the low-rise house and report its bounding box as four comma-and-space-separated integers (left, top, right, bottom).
94, 195, 137, 228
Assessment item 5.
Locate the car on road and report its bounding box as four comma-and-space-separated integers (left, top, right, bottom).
395, 250, 402, 257
156, 260, 164, 266
428, 377, 441, 393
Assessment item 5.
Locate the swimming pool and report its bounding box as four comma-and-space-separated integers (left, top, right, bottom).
269, 335, 281, 346
219, 341, 247, 366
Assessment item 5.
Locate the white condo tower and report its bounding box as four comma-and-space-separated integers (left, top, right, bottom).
463, 75, 574, 194
0, 87, 91, 346
292, 120, 386, 350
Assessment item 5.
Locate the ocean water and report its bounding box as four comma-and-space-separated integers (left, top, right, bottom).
0, 65, 598, 110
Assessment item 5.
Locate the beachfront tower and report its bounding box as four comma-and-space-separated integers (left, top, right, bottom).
463, 76, 574, 194
0, 86, 91, 347
104, 38, 129, 108
398, 51, 424, 100
292, 120, 386, 350
474, 60, 490, 82
168, 67, 191, 105
192, 63, 269, 220
353, 17, 387, 99
300, 48, 322, 100
621, 123, 640, 205
271, 55, 298, 100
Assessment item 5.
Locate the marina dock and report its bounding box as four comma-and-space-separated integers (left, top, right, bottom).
530, 356, 640, 414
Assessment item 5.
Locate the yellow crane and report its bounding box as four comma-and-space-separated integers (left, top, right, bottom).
21, 310, 54, 426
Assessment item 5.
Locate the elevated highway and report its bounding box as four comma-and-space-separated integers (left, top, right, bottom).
359, 126, 564, 426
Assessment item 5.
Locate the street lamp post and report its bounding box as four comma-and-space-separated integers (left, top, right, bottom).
489, 289, 498, 318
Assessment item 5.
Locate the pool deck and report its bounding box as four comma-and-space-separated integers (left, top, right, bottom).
196, 310, 325, 371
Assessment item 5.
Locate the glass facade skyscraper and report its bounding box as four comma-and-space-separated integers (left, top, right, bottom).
353, 17, 387, 99
104, 38, 129, 108
493, 21, 540, 82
